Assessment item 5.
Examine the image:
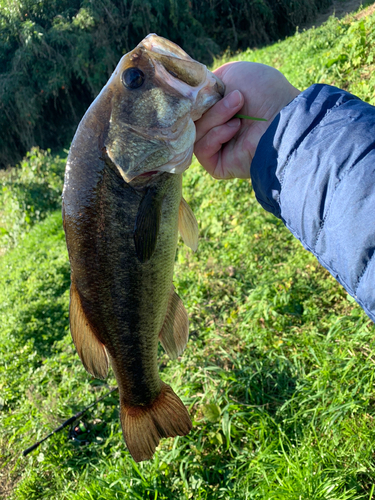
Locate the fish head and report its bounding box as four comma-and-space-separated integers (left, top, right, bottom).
102, 34, 224, 183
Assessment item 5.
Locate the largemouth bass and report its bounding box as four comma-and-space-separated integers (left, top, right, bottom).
62, 34, 224, 462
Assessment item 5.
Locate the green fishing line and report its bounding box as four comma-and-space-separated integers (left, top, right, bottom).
234, 114, 267, 121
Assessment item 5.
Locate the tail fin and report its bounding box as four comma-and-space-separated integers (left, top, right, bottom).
120, 383, 192, 462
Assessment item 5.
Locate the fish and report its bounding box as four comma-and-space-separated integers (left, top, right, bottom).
62, 33, 224, 462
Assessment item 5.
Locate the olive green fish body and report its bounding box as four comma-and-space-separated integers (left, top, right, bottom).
65, 164, 181, 404
63, 33, 224, 462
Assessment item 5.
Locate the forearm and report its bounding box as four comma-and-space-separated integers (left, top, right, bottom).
251, 84, 375, 322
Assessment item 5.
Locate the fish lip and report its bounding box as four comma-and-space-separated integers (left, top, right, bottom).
213, 75, 225, 97
140, 33, 193, 61
140, 34, 225, 105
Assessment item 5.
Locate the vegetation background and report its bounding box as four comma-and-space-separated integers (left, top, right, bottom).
1, 0, 332, 169
1, 0, 375, 499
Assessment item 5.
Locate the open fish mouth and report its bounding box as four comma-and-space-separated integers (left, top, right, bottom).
140, 34, 225, 114
105, 33, 225, 184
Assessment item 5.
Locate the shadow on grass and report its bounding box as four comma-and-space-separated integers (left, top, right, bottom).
17, 298, 70, 358
5, 256, 71, 359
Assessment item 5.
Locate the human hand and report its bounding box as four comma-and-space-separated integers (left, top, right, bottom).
194, 62, 300, 179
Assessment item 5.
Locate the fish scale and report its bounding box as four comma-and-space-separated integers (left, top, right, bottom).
62, 33, 224, 462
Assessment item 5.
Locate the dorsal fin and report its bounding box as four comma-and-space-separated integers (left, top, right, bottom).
70, 281, 109, 379
178, 197, 198, 252
159, 286, 189, 359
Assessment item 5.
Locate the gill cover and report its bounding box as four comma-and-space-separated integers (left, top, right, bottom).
102, 34, 224, 183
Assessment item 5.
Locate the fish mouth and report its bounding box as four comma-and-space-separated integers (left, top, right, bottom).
140, 34, 225, 115
129, 170, 165, 188
106, 35, 225, 185
141, 34, 194, 61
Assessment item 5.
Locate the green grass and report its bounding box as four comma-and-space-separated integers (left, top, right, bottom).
0, 147, 66, 251
2, 4, 375, 499
215, 4, 375, 104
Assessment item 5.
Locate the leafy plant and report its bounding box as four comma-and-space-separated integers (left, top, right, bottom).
0, 147, 66, 249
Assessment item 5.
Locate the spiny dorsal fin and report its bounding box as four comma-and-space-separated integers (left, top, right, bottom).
178, 197, 198, 252
70, 281, 109, 380
159, 286, 189, 359
120, 382, 192, 462
134, 187, 162, 262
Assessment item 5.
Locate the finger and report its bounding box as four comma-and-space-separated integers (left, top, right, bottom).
195, 90, 244, 143
194, 118, 241, 178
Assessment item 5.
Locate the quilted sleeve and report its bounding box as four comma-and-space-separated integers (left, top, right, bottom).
251, 84, 375, 322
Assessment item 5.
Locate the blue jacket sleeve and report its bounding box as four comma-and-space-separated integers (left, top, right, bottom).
251, 84, 375, 323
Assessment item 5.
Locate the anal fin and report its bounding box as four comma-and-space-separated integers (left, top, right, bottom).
159, 286, 189, 359
178, 197, 198, 252
120, 382, 192, 462
70, 280, 109, 380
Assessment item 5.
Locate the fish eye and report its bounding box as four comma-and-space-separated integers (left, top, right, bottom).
122, 68, 145, 89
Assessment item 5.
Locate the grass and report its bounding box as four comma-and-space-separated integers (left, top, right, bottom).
2, 4, 375, 499
0, 147, 66, 251
215, 3, 375, 104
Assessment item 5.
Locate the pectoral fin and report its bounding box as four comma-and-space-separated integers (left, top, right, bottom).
178, 198, 198, 252
70, 281, 109, 380
134, 187, 162, 262
159, 286, 189, 359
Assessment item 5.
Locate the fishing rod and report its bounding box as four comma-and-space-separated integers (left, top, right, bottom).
22, 386, 118, 457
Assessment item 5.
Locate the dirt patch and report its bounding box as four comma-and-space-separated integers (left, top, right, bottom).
300, 0, 374, 30
354, 1, 375, 18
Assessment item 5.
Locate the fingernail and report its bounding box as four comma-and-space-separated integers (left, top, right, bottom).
227, 118, 240, 127
224, 90, 241, 109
